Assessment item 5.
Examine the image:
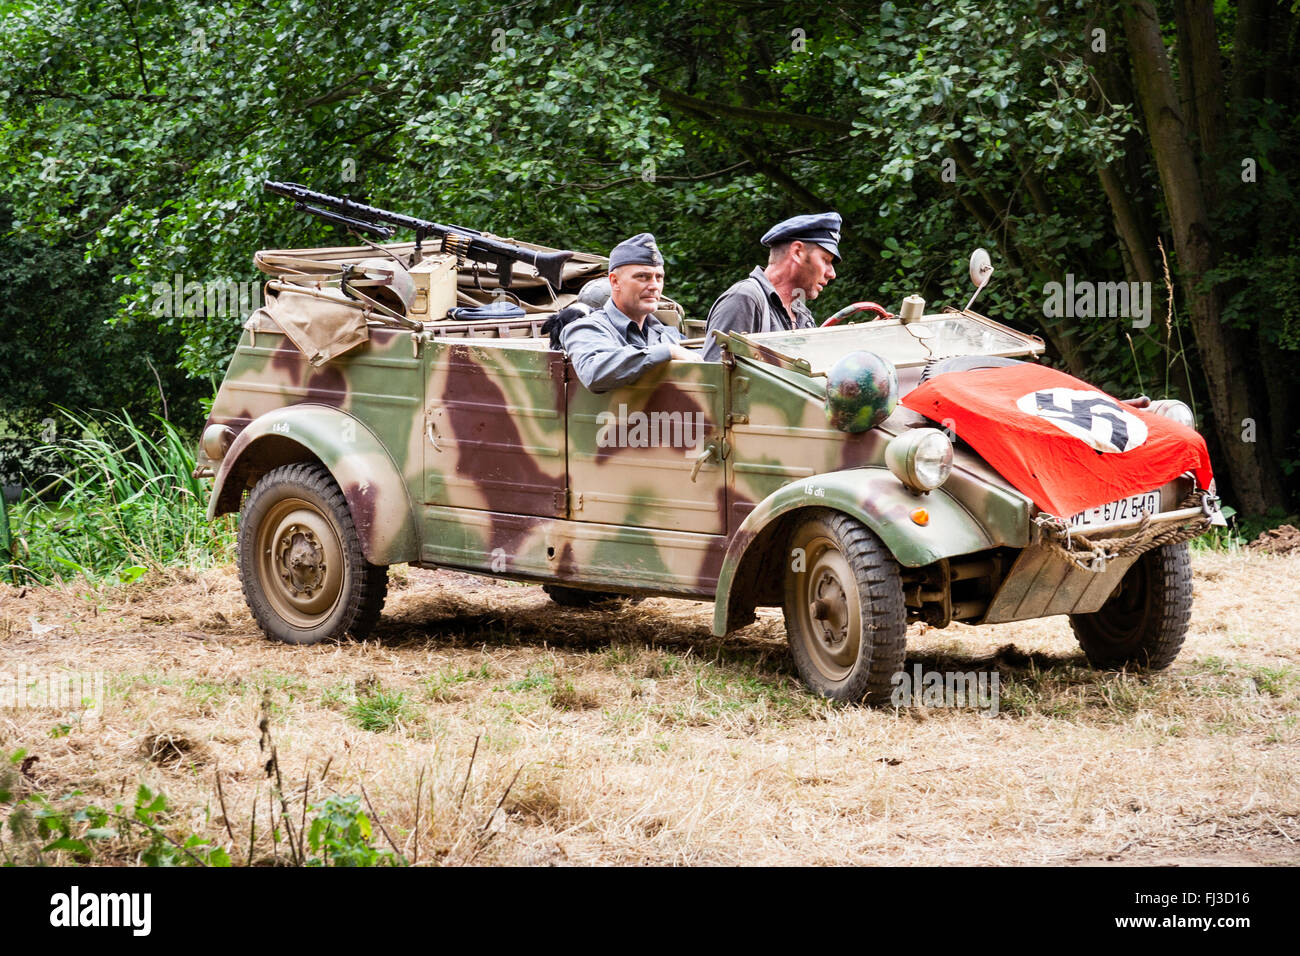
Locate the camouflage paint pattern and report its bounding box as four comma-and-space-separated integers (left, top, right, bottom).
201, 241, 1207, 637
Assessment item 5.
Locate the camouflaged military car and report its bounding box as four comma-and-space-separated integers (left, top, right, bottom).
197, 238, 1222, 704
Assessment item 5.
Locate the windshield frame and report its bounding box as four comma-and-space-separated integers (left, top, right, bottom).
720, 308, 1045, 375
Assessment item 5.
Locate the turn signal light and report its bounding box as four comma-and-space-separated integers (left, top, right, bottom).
910, 508, 930, 526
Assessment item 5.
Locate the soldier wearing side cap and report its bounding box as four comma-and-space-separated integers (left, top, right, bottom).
561, 232, 698, 393
701, 212, 842, 362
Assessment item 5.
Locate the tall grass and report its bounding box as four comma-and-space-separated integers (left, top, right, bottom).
3, 409, 234, 585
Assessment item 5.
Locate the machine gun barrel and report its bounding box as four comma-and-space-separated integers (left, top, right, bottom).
295, 203, 394, 239
265, 181, 571, 289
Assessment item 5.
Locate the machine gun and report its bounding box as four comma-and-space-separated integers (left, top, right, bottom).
264, 181, 573, 290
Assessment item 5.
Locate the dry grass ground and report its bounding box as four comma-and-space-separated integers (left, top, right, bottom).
1, 549, 1297, 866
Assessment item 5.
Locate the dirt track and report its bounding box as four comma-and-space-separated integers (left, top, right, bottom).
1, 548, 1298, 866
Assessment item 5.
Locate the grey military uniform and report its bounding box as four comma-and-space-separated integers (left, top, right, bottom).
561, 299, 689, 393
701, 267, 816, 361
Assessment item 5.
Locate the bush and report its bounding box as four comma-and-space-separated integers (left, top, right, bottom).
4, 409, 234, 584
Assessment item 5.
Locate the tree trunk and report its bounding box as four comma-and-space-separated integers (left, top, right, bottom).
1263, 1, 1295, 105
1174, 0, 1227, 203
1096, 164, 1157, 284
1231, 0, 1271, 107
1089, 26, 1159, 283
1123, 0, 1282, 513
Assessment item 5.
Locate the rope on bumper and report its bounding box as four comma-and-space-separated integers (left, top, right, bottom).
1034, 492, 1215, 572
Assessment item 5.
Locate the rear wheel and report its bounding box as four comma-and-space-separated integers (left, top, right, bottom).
782, 511, 907, 704
238, 463, 387, 645
1068, 542, 1191, 671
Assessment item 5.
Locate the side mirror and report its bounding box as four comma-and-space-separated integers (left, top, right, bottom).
965, 248, 993, 312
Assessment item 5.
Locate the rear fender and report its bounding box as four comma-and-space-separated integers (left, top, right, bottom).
208, 404, 417, 566
712, 467, 995, 636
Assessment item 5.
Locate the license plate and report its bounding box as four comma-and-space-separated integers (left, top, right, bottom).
1068, 492, 1160, 527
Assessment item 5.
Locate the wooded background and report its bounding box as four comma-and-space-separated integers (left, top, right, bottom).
1, 0, 1295, 515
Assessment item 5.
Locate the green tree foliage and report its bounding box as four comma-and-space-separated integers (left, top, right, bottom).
0, 208, 207, 431
0, 0, 1294, 511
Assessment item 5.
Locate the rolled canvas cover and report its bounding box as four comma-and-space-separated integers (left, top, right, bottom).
259, 283, 371, 366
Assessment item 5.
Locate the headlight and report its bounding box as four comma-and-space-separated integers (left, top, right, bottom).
1148, 399, 1195, 428
202, 424, 235, 461
886, 428, 953, 492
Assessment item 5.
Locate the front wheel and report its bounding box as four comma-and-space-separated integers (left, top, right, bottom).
782, 511, 907, 704
1068, 541, 1192, 671
238, 462, 388, 645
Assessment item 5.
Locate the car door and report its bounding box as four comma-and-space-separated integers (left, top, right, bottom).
423, 338, 567, 516
565, 360, 726, 533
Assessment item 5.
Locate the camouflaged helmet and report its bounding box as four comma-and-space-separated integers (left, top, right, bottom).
578, 276, 611, 310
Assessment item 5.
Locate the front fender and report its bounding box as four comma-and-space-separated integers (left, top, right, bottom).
712, 467, 997, 636
208, 404, 418, 566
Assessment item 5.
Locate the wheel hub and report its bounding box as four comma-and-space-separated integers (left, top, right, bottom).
810, 573, 849, 649
277, 525, 327, 597
254, 497, 347, 626
792, 536, 862, 682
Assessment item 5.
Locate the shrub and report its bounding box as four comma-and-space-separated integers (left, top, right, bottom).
4, 409, 234, 584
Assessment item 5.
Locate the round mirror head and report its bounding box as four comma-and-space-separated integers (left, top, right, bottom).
969, 248, 993, 288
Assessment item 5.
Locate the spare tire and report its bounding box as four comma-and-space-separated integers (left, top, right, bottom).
919, 354, 1026, 383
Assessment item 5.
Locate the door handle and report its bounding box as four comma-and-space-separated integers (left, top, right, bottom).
690, 439, 719, 482
425, 407, 445, 452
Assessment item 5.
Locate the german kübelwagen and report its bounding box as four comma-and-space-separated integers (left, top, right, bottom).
196, 186, 1222, 703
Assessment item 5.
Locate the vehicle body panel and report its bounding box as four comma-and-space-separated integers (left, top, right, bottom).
202, 238, 1213, 647
208, 401, 418, 566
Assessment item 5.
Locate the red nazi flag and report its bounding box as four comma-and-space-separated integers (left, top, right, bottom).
900, 363, 1213, 516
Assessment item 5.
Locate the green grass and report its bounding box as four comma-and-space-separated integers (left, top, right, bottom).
254, 672, 310, 700
991, 655, 1299, 726
549, 678, 600, 711
1251, 665, 1297, 697
348, 689, 419, 733
507, 666, 555, 693
1265, 715, 1298, 745
3, 409, 234, 585
1191, 507, 1298, 553
423, 663, 493, 702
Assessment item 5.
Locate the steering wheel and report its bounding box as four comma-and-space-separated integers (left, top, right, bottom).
820, 301, 894, 327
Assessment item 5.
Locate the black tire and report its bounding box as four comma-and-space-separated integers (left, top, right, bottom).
1068, 541, 1191, 671
238, 462, 388, 645
919, 354, 1025, 382
542, 584, 640, 608
782, 510, 907, 704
